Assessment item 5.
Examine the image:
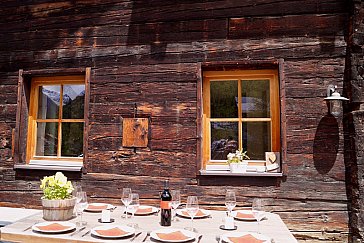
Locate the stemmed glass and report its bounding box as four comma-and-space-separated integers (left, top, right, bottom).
121, 188, 132, 219
225, 190, 236, 217
128, 193, 140, 228
171, 190, 181, 221
185, 196, 199, 233
76, 191, 88, 226
72, 183, 82, 216
252, 198, 263, 233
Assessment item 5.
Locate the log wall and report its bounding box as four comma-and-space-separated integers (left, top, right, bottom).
0, 0, 355, 242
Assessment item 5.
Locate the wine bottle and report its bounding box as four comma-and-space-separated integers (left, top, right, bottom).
160, 180, 172, 226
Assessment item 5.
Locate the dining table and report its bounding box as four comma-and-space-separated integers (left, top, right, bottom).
0, 205, 297, 243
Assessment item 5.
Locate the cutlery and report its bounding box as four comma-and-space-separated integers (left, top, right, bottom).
22, 221, 41, 232
22, 224, 34, 232
70, 226, 86, 236
142, 231, 151, 242
197, 234, 203, 243
130, 231, 142, 241
81, 230, 90, 237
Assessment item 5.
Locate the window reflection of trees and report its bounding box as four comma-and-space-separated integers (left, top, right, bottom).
211, 122, 238, 160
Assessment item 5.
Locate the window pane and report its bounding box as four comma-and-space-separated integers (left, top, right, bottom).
61, 122, 84, 157
241, 80, 270, 118
242, 122, 271, 160
36, 122, 58, 156
62, 85, 85, 119
37, 85, 60, 119
211, 122, 238, 160
210, 80, 238, 118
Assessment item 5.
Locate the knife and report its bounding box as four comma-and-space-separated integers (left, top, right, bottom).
70, 226, 86, 236
81, 230, 91, 237
22, 224, 34, 232
130, 231, 142, 241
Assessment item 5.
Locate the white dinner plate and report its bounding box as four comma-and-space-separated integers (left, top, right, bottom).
150, 228, 196, 243
91, 225, 135, 239
84, 203, 114, 212
231, 210, 257, 221
176, 209, 210, 218
127, 205, 158, 215
32, 221, 76, 234
221, 232, 271, 243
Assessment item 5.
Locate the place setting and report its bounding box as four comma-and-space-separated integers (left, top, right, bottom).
84, 203, 116, 213
176, 209, 211, 219
176, 196, 211, 220
90, 224, 137, 240
219, 231, 272, 243
130, 205, 159, 216
31, 221, 76, 234
150, 228, 197, 243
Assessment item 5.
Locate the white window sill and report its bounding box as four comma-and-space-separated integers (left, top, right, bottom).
199, 170, 283, 177
14, 160, 83, 171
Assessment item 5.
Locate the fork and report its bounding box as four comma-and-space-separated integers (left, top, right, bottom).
70, 226, 86, 236
142, 231, 151, 242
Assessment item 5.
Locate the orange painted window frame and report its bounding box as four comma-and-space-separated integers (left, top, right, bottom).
202, 70, 281, 168
26, 75, 85, 163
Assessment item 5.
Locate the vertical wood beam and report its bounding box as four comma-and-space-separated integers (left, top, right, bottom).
83, 67, 91, 173
14, 70, 24, 164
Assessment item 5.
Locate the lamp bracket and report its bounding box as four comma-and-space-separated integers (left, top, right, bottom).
327, 84, 337, 97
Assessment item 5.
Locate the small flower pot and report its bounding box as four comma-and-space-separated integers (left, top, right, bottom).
41, 197, 76, 221
229, 163, 247, 173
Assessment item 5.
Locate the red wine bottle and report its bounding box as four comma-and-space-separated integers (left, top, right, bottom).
160, 180, 172, 226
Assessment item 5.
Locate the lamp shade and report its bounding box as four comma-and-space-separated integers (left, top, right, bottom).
324, 85, 348, 117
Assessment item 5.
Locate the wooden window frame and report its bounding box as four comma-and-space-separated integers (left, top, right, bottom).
202, 69, 280, 169
26, 75, 85, 164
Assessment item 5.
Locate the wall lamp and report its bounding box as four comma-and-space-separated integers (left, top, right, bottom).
324, 84, 349, 117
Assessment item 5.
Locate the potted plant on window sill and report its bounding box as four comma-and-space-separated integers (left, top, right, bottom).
227, 150, 250, 173
40, 172, 76, 221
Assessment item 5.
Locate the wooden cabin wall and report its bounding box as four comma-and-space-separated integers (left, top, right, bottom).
0, 0, 354, 242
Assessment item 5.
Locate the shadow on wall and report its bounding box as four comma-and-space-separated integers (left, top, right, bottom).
313, 114, 339, 175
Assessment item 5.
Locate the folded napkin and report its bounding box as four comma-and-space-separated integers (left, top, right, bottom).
95, 227, 128, 237
181, 209, 206, 217
136, 207, 153, 214
156, 231, 190, 241
228, 234, 266, 243
36, 223, 71, 231
236, 211, 255, 219
87, 204, 108, 210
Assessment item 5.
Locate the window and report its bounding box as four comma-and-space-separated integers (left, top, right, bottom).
202, 70, 280, 170
26, 76, 86, 164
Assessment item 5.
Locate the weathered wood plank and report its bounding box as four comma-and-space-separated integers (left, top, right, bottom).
229, 14, 347, 39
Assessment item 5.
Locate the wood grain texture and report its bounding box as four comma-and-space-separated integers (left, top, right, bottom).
0, 0, 356, 242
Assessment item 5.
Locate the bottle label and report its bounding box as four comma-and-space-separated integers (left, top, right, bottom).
160, 201, 171, 209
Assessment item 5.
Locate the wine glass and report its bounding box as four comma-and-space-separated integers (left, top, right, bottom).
128, 193, 140, 228
252, 198, 263, 233
76, 191, 88, 226
185, 196, 199, 233
72, 183, 82, 216
225, 190, 236, 217
171, 190, 181, 221
121, 188, 132, 219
